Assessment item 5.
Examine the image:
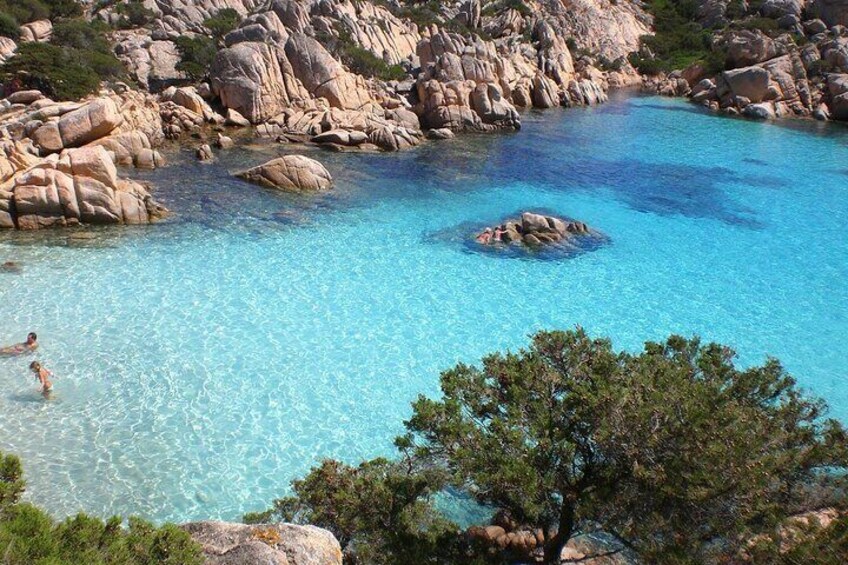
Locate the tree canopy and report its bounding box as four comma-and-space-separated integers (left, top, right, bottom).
251, 328, 848, 563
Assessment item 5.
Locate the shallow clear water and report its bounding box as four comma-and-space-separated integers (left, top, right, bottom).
1, 94, 847, 523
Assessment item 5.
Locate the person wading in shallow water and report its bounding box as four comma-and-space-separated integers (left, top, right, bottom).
0, 332, 38, 356
29, 361, 53, 397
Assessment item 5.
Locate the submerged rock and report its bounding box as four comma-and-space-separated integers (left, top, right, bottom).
475, 212, 596, 249
235, 155, 333, 192
197, 144, 214, 162
182, 521, 342, 565
0, 261, 21, 273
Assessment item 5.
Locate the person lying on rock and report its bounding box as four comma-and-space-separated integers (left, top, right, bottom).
0, 332, 38, 356
29, 361, 53, 396
476, 228, 493, 244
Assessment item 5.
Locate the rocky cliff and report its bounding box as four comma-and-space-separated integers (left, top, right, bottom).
643, 0, 848, 122
0, 0, 653, 229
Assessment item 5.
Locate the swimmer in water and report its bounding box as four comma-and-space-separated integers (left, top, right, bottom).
0, 332, 38, 356
29, 361, 53, 396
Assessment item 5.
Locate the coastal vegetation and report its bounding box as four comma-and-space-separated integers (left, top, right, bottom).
247, 329, 848, 563
0, 15, 123, 100
629, 0, 725, 75
0, 450, 203, 564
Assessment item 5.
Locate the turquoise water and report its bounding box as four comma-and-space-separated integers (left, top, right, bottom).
1, 94, 848, 523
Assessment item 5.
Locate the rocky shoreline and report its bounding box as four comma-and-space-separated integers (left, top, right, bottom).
643, 4, 848, 122
0, 0, 652, 230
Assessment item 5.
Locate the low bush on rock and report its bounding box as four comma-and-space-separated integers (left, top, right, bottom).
1, 42, 103, 99
204, 8, 240, 40
0, 11, 17, 38
0, 16, 125, 100
114, 0, 156, 29
0, 0, 80, 23
248, 329, 848, 563
629, 0, 726, 75
175, 35, 217, 80
342, 44, 407, 81
0, 450, 203, 565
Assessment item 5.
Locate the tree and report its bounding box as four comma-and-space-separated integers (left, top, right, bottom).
204, 8, 240, 40
244, 457, 464, 564
174, 35, 217, 80
400, 329, 848, 562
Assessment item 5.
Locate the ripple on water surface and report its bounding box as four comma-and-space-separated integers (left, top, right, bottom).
1, 94, 847, 522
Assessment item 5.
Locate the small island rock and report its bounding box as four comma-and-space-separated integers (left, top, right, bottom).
476, 212, 593, 248
236, 155, 332, 192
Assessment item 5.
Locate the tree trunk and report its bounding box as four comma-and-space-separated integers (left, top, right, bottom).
543, 504, 575, 564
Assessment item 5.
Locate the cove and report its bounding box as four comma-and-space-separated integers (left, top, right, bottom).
1, 93, 847, 524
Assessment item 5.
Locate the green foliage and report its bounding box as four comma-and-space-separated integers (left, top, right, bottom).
245, 458, 462, 564
629, 0, 725, 75
204, 8, 240, 39
0, 11, 18, 38
400, 329, 848, 562
0, 42, 102, 100
114, 0, 156, 29
175, 35, 217, 80
52, 18, 112, 52
342, 45, 408, 81
254, 329, 848, 564
747, 513, 848, 563
0, 0, 80, 23
735, 16, 780, 34
0, 14, 125, 100
0, 452, 24, 513
0, 449, 203, 565
808, 58, 834, 77
317, 25, 409, 82
0, 0, 47, 23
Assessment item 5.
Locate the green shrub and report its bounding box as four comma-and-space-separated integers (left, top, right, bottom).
0, 14, 126, 101
737, 16, 780, 34
0, 11, 18, 39
44, 0, 82, 18
629, 0, 724, 74
0, 451, 24, 513
343, 45, 408, 80
0, 0, 48, 24
0, 0, 80, 23
52, 18, 112, 52
0, 449, 204, 565
175, 35, 217, 80
0, 42, 104, 100
808, 58, 834, 77
204, 8, 239, 39
114, 0, 155, 29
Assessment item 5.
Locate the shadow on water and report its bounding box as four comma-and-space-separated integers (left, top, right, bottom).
424, 208, 611, 262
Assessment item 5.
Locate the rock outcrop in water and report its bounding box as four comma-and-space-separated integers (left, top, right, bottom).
236, 155, 333, 192
476, 212, 594, 248
182, 521, 342, 565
